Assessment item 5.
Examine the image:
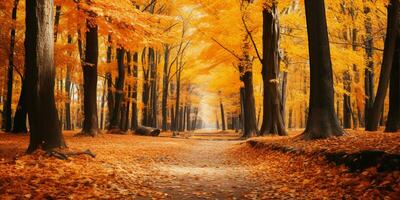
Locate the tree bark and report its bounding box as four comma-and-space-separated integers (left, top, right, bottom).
106, 35, 114, 129
25, 0, 66, 153
385, 27, 400, 132
302, 0, 344, 140
80, 16, 99, 136
109, 48, 125, 130
259, 4, 287, 136
366, 0, 400, 131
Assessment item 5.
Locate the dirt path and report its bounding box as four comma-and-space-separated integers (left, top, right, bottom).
153, 140, 256, 199
2, 132, 394, 199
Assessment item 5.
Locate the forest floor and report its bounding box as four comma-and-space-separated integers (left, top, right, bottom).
0, 130, 399, 199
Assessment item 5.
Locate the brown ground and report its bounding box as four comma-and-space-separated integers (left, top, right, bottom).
0, 131, 398, 199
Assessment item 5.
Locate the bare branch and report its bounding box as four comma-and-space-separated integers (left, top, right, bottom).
241, 15, 263, 63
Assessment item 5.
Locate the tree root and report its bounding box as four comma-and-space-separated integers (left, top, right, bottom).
46, 149, 96, 160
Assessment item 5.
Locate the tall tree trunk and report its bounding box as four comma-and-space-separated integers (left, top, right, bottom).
64, 35, 72, 130
131, 52, 139, 130
124, 52, 132, 131
81, 15, 99, 136
106, 35, 114, 129
3, 0, 20, 132
364, 4, 375, 127
302, 0, 344, 140
365, 0, 399, 131
173, 61, 181, 131
109, 48, 125, 130
150, 50, 158, 128
220, 100, 226, 131
259, 4, 287, 136
25, 0, 66, 153
385, 27, 400, 132
162, 46, 170, 131
142, 48, 151, 126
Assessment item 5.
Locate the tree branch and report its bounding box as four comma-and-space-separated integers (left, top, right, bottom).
241, 15, 263, 63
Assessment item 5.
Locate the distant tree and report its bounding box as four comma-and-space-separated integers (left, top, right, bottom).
25, 0, 66, 152
301, 0, 344, 140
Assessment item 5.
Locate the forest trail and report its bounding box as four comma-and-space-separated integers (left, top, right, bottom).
1, 131, 398, 199
153, 139, 255, 199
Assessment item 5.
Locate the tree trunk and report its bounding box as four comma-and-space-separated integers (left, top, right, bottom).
364, 5, 375, 127
12, 77, 27, 133
343, 71, 352, 129
106, 35, 114, 129
366, 0, 399, 131
81, 16, 99, 136
25, 0, 66, 153
302, 0, 344, 140
182, 106, 187, 131
64, 35, 72, 130
150, 50, 158, 128
192, 107, 198, 131
186, 105, 191, 131
173, 61, 181, 131
259, 4, 287, 136
131, 52, 139, 130
142, 48, 151, 126
220, 100, 226, 131
109, 48, 125, 130
124, 52, 132, 131
162, 46, 170, 131
3, 0, 20, 132
385, 29, 400, 132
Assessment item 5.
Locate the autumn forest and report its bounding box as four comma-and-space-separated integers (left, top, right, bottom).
0, 0, 399, 199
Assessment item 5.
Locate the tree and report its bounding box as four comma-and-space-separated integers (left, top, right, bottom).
259, 2, 287, 136
219, 92, 226, 131
301, 0, 344, 140
385, 17, 400, 132
239, 40, 258, 138
3, 0, 19, 132
131, 52, 139, 130
365, 0, 400, 131
81, 12, 99, 136
109, 48, 126, 130
25, 0, 66, 153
